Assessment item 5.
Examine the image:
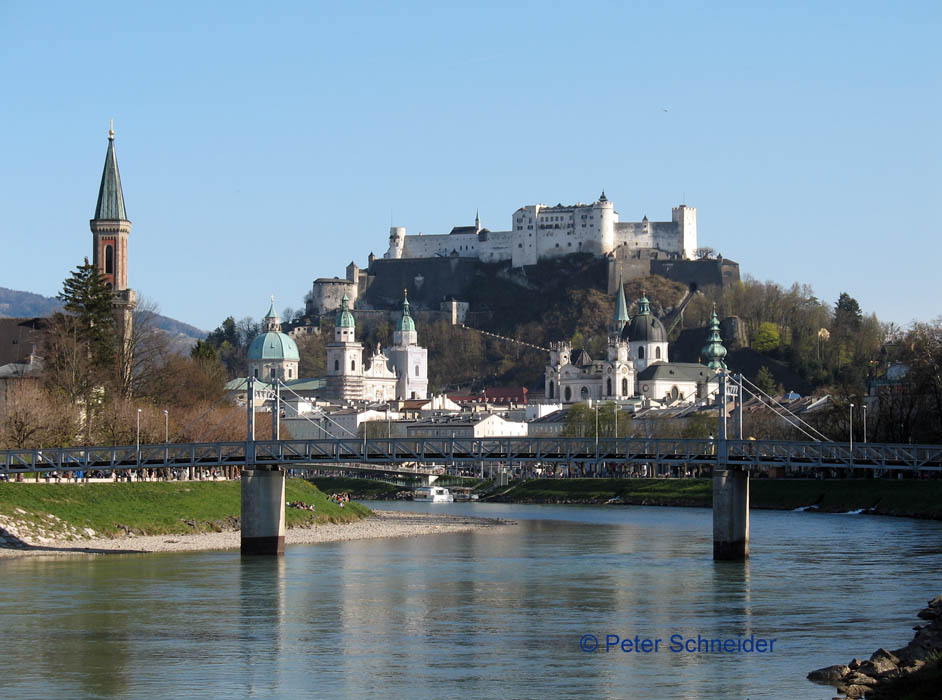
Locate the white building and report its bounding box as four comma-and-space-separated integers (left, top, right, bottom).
545, 285, 719, 406
384, 193, 697, 268
326, 293, 429, 402
407, 413, 528, 438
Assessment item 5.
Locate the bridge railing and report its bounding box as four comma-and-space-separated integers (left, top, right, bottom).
1, 438, 941, 474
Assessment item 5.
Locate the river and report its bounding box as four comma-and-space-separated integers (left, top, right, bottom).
2, 502, 940, 699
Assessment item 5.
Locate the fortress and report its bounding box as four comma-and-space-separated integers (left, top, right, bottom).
385, 192, 696, 266
307, 192, 738, 317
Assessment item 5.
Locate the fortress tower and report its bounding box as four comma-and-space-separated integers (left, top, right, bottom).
90, 122, 136, 391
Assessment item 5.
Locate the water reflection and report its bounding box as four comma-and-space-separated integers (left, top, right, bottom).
1, 505, 941, 699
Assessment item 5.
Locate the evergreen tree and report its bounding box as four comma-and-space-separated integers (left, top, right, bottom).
57, 258, 116, 367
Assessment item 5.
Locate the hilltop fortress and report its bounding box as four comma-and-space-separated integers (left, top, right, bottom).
307, 192, 738, 317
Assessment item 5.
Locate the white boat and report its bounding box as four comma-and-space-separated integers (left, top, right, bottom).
413, 486, 454, 503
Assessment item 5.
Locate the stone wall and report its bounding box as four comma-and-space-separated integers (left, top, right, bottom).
364, 257, 478, 310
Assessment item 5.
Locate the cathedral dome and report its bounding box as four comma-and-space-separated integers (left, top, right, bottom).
622, 294, 667, 343
247, 331, 300, 362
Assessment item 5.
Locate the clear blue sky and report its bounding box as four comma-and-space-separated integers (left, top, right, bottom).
1, 1, 939, 331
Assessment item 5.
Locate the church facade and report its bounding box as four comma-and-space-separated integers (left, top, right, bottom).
545, 284, 720, 406
326, 293, 428, 402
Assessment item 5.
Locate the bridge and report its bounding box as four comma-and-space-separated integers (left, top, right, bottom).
5, 369, 941, 560
2, 437, 942, 474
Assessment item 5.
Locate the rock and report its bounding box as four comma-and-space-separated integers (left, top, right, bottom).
842, 684, 871, 698
844, 672, 877, 686
848, 658, 861, 670
928, 594, 942, 608
916, 607, 938, 620
808, 665, 849, 683
870, 648, 900, 666
902, 658, 925, 672
858, 655, 897, 677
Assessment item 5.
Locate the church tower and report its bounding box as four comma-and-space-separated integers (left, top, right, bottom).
326, 294, 364, 400
387, 291, 428, 400
90, 122, 136, 392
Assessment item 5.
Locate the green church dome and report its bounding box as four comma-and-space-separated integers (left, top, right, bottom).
335, 294, 355, 328
397, 292, 416, 333
247, 331, 300, 362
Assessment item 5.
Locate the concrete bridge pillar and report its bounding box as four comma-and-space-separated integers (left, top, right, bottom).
241, 467, 286, 555
713, 467, 749, 560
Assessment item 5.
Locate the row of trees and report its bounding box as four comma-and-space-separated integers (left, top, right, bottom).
0, 262, 235, 449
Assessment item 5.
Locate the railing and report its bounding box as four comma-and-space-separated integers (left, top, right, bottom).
1, 438, 941, 474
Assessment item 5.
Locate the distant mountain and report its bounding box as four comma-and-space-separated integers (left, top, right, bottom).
0, 287, 206, 341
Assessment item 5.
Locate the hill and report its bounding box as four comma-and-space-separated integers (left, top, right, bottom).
0, 286, 206, 343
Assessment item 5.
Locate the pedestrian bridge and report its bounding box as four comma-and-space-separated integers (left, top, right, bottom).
2, 437, 941, 474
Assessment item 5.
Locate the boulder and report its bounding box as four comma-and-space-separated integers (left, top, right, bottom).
808, 665, 849, 683
848, 658, 862, 670
842, 684, 871, 699
857, 655, 897, 677
916, 607, 937, 620
869, 648, 900, 666
928, 594, 942, 608
844, 672, 877, 686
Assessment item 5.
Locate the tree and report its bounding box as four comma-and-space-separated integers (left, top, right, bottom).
755, 366, 779, 396
752, 322, 781, 353
57, 259, 116, 369
695, 247, 716, 260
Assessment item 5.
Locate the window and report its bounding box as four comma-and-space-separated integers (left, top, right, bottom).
638, 347, 645, 359
105, 244, 114, 274
564, 386, 572, 401
334, 360, 339, 371
288, 368, 293, 378
415, 365, 420, 376
606, 378, 612, 395
254, 369, 259, 378
580, 386, 589, 399
270, 368, 276, 379
548, 381, 555, 399
656, 347, 661, 359
351, 360, 356, 371
622, 378, 628, 395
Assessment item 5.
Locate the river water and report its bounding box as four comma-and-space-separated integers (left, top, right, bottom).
2, 502, 941, 699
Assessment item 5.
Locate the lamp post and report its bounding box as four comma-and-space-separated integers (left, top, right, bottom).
136, 408, 142, 477
849, 403, 854, 453
163, 409, 169, 482
863, 404, 868, 444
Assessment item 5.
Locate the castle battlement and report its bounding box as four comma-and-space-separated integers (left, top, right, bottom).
383, 192, 696, 268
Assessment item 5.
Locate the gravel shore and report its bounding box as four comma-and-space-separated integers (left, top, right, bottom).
0, 510, 512, 558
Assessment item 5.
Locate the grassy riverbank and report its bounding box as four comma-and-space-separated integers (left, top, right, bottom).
496, 478, 942, 519
306, 477, 406, 500
0, 480, 370, 540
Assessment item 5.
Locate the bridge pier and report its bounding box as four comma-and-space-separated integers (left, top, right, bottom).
241, 467, 286, 556
713, 467, 749, 560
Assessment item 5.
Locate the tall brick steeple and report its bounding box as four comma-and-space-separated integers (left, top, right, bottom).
90, 121, 136, 394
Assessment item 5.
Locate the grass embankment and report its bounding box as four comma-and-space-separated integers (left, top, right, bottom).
498, 478, 942, 519
0, 480, 370, 540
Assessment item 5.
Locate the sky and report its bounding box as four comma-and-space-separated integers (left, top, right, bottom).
1, 1, 939, 331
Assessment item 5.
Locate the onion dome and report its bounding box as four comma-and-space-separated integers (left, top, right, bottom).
335, 294, 355, 329
622, 292, 667, 343
701, 305, 728, 371
397, 290, 416, 332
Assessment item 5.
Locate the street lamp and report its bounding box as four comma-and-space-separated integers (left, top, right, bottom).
863, 404, 868, 444
136, 408, 143, 473
163, 410, 169, 443
849, 402, 854, 452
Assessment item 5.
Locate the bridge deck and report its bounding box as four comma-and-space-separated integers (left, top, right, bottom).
2, 438, 941, 474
